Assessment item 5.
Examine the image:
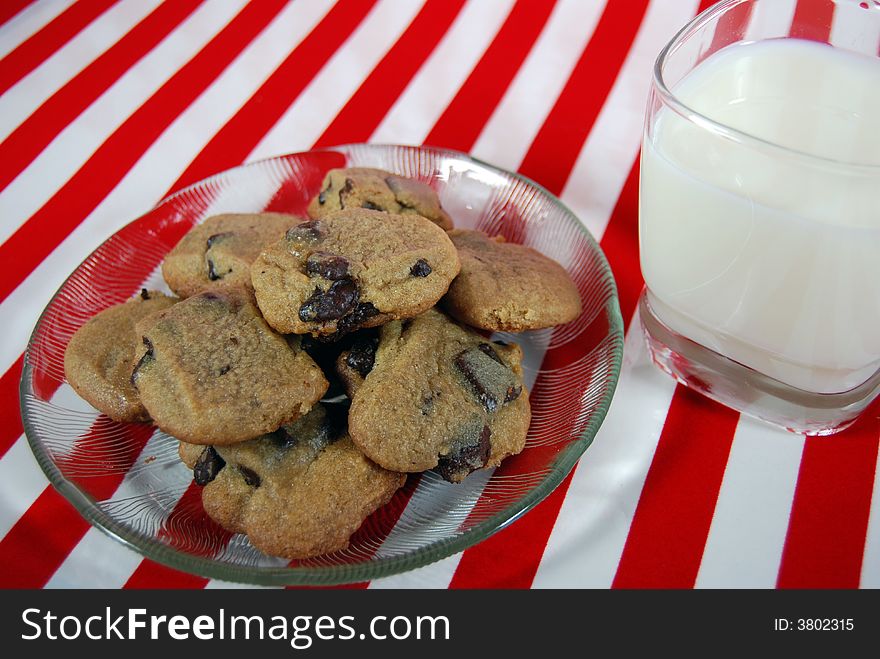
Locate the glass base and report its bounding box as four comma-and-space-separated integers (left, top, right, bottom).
638, 290, 880, 436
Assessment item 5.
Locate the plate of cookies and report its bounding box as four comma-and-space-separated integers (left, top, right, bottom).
21, 144, 624, 585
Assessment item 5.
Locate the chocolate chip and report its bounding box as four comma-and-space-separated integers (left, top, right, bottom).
194, 447, 225, 486
306, 252, 350, 280
218, 364, 232, 376
454, 345, 521, 413
286, 220, 324, 242
238, 466, 261, 488
206, 257, 221, 281
345, 336, 378, 377
361, 200, 382, 211
130, 336, 154, 385
436, 423, 491, 483
140, 288, 150, 300
318, 189, 327, 205
299, 279, 359, 322
206, 231, 234, 248
334, 302, 379, 336
410, 259, 432, 277
338, 177, 355, 209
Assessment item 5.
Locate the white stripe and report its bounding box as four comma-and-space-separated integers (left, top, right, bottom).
468, 0, 607, 169
695, 418, 804, 588
0, 0, 248, 242
531, 313, 677, 587
859, 443, 880, 587
743, 0, 797, 40
0, 0, 330, 380
829, 0, 880, 55
560, 0, 699, 239
0, 0, 163, 141
247, 0, 426, 161
44, 527, 146, 588
369, 553, 463, 589
369, 0, 515, 145
0, 0, 77, 59
0, 436, 50, 541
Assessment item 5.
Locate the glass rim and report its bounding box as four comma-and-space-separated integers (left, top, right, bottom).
652, 0, 880, 172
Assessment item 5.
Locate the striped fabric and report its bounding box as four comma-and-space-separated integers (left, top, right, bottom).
1, 0, 877, 589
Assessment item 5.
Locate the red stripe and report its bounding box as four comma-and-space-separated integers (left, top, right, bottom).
449, 473, 574, 589
596, 161, 642, 324
313, 0, 468, 148
0, 0, 202, 193
777, 417, 880, 588
448, 0, 651, 589
705, 0, 756, 58
0, 0, 34, 29
517, 0, 651, 196
0, 420, 154, 588
790, 0, 835, 42
424, 0, 557, 153
0, 489, 90, 589
612, 387, 739, 588
0, 0, 288, 306
0, 355, 24, 459
0, 0, 118, 95
169, 0, 378, 193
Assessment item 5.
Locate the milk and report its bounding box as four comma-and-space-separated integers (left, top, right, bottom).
640, 38, 880, 394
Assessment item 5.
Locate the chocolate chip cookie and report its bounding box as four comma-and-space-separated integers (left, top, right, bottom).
63, 290, 177, 422
132, 287, 327, 444
347, 309, 531, 482
251, 209, 460, 337
162, 212, 297, 298
182, 404, 405, 559
443, 229, 582, 331
307, 167, 453, 231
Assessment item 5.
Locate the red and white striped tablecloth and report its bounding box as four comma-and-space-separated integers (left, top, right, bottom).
1, 0, 878, 589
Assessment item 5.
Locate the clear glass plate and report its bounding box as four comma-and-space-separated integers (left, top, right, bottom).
20, 144, 624, 586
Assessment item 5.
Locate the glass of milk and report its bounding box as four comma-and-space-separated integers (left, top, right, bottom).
639, 0, 880, 434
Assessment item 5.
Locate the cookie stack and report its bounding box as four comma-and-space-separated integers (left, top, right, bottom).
63, 167, 582, 560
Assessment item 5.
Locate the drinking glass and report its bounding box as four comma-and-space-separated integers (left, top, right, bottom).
638, 0, 880, 434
